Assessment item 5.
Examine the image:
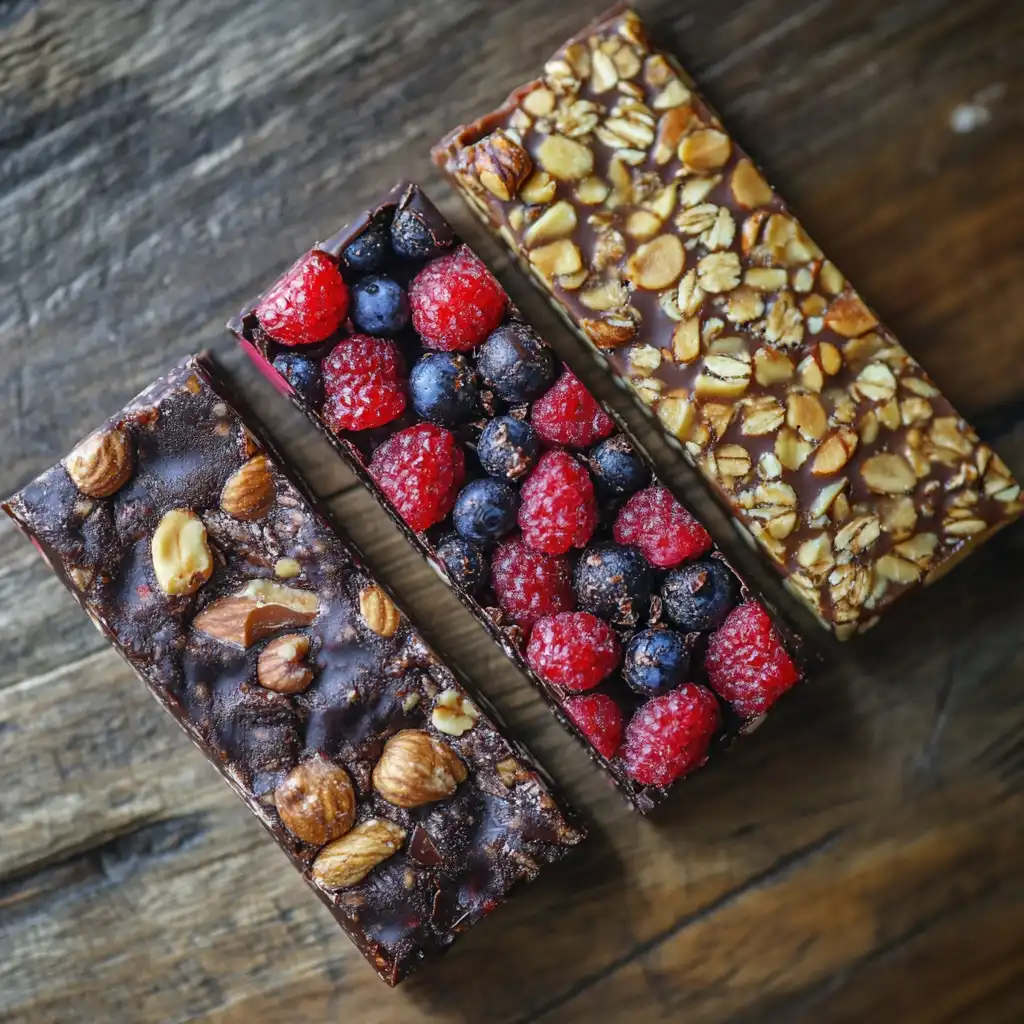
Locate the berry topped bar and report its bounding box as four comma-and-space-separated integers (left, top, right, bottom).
2, 356, 584, 986
229, 183, 803, 811
433, 4, 1023, 639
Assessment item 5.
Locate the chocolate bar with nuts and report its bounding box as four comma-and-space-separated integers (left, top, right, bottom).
433, 3, 1023, 639
228, 182, 805, 812
2, 356, 584, 986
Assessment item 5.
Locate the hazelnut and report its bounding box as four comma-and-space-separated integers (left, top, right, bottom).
372, 730, 467, 808
258, 634, 314, 693
64, 426, 133, 498
473, 129, 532, 200
194, 580, 318, 647
311, 818, 407, 890
151, 509, 213, 596
275, 756, 356, 846
220, 455, 276, 520
358, 585, 400, 637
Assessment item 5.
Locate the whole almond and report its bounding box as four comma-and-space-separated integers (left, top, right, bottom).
64, 426, 133, 498
372, 730, 467, 808
221, 455, 275, 520
311, 818, 407, 890
194, 581, 318, 647
258, 634, 314, 693
275, 756, 355, 846
359, 585, 400, 637
151, 509, 213, 596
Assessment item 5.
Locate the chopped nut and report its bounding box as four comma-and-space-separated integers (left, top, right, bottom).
580, 279, 628, 312
943, 509, 988, 538
64, 426, 133, 498
819, 261, 845, 295
876, 553, 921, 584
571, 176, 607, 205
671, 318, 701, 363
628, 344, 662, 376
625, 209, 663, 240
697, 251, 742, 293
372, 730, 468, 808
524, 200, 578, 245
745, 267, 788, 292
152, 509, 213, 596
536, 133, 594, 180
811, 428, 859, 476
809, 478, 848, 518
473, 130, 532, 200
359, 585, 401, 637
854, 362, 898, 403
695, 350, 752, 398
786, 393, 828, 441
194, 580, 318, 647
520, 170, 558, 205
581, 315, 637, 348
701, 400, 736, 441
716, 444, 752, 480
835, 514, 881, 555
680, 174, 721, 208
895, 532, 939, 567
221, 455, 276, 520
796, 534, 834, 577
747, 481, 799, 539
763, 292, 805, 349
861, 453, 916, 494
676, 203, 717, 236
825, 291, 879, 337
656, 395, 695, 438
730, 158, 774, 208
597, 115, 655, 151
274, 557, 301, 579
312, 818, 406, 890
275, 756, 355, 846
741, 396, 785, 436
798, 354, 824, 392
902, 376, 940, 398
680, 128, 731, 171
819, 342, 843, 376
653, 105, 695, 163
626, 234, 685, 290
753, 346, 794, 386
645, 183, 678, 220
929, 417, 974, 458
258, 633, 314, 694
522, 87, 556, 117
530, 238, 584, 278
878, 496, 918, 539
725, 286, 764, 324
900, 397, 933, 426
431, 689, 480, 736
676, 270, 705, 317
775, 428, 813, 471
591, 49, 619, 92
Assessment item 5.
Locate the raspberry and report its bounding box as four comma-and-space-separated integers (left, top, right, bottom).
705, 603, 800, 719
491, 536, 574, 628
621, 685, 720, 787
563, 694, 624, 760
321, 335, 406, 432
369, 424, 465, 532
518, 450, 597, 555
531, 370, 615, 447
408, 245, 507, 351
613, 486, 712, 569
526, 612, 621, 692
256, 250, 348, 346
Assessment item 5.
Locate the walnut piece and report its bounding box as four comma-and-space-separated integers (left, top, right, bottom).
359, 585, 401, 637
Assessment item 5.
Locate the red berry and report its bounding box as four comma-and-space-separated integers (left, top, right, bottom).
321, 335, 406, 431
526, 612, 621, 692
621, 685, 720, 787
564, 694, 624, 760
369, 424, 465, 532
256, 250, 348, 346
705, 603, 799, 719
518, 450, 597, 555
491, 536, 574, 628
408, 245, 507, 351
613, 485, 712, 569
531, 370, 615, 447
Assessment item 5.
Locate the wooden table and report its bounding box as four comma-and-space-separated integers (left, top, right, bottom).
2, 1, 1023, 1020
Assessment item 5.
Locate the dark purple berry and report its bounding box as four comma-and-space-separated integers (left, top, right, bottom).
661, 559, 739, 633
408, 353, 479, 426
476, 415, 539, 481
272, 352, 323, 405
452, 478, 519, 546
476, 322, 556, 403
349, 276, 410, 336
589, 435, 650, 498
391, 200, 455, 260
573, 543, 652, 627
624, 628, 691, 696
437, 534, 488, 593
342, 214, 390, 273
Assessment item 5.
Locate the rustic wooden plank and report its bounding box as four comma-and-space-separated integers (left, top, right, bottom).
1, 0, 1023, 1019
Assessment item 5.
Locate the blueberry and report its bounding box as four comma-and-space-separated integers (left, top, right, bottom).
349, 276, 410, 336
661, 559, 739, 633
391, 201, 455, 260
573, 543, 653, 626
409, 353, 479, 425
589, 435, 650, 498
477, 416, 539, 482
453, 478, 519, 546
437, 534, 488, 593
623, 628, 691, 696
272, 352, 323, 405
477, 322, 557, 403
342, 215, 390, 273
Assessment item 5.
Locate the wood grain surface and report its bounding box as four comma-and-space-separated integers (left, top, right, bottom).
1, 1, 1022, 1021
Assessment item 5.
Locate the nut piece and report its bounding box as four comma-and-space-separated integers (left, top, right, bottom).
152, 509, 213, 596
861, 453, 916, 494
258, 634, 314, 693
359, 585, 401, 637
194, 580, 318, 647
220, 455, 276, 520
731, 159, 774, 208
524, 200, 578, 246
679, 128, 731, 171
372, 730, 468, 808
311, 818, 406, 890
825, 292, 879, 338
581, 316, 637, 348
520, 170, 558, 205
473, 130, 532, 200
626, 234, 685, 290
536, 133, 594, 181
530, 238, 583, 279
275, 756, 355, 846
431, 689, 479, 736
811, 429, 859, 476
64, 426, 133, 498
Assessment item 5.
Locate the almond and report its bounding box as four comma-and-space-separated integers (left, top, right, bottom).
64, 426, 133, 498
258, 634, 314, 693
679, 128, 731, 171
372, 730, 468, 808
221, 455, 275, 520
312, 819, 406, 890
275, 756, 355, 846
536, 133, 594, 181
194, 580, 318, 647
824, 291, 879, 338
626, 234, 685, 290
731, 159, 773, 208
